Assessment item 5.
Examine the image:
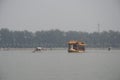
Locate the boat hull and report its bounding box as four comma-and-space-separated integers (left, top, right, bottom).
68, 49, 85, 53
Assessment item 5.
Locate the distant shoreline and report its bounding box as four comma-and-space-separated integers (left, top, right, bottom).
0, 47, 120, 51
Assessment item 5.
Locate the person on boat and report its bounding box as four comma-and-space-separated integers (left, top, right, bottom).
108, 47, 111, 51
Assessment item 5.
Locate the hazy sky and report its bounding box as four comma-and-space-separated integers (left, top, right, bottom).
0, 0, 120, 32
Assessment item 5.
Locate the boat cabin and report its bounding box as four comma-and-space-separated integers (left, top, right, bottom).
68, 40, 86, 53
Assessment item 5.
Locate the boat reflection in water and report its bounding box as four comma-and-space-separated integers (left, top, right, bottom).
68, 40, 86, 53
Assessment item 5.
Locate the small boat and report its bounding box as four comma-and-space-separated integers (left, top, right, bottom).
68, 40, 86, 53
32, 47, 44, 53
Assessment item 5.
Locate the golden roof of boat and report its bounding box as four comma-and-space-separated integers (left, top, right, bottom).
68, 40, 86, 46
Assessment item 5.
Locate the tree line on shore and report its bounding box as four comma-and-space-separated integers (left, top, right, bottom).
0, 28, 120, 48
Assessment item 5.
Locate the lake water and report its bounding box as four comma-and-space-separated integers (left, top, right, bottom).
0, 49, 120, 80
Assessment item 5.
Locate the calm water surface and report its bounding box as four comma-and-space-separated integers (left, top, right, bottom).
0, 49, 120, 80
